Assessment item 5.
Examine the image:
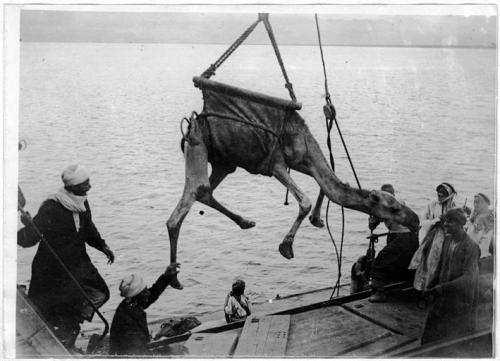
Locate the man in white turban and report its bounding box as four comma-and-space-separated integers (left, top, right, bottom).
18, 164, 115, 351
110, 263, 180, 355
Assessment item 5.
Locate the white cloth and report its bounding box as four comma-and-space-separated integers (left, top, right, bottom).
49, 188, 87, 213
224, 294, 251, 321
61, 164, 90, 186
420, 198, 456, 242
48, 188, 87, 230
119, 274, 147, 298
467, 211, 494, 258
409, 197, 456, 291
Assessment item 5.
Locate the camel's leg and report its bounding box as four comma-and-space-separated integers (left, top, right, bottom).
166, 136, 210, 289
309, 191, 325, 228
272, 164, 312, 260
197, 164, 256, 229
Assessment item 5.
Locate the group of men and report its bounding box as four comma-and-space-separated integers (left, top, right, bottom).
18, 165, 493, 354
363, 183, 493, 345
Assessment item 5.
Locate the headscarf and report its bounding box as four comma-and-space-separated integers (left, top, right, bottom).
436, 182, 456, 205
476, 193, 490, 205
119, 274, 147, 298
62, 164, 90, 187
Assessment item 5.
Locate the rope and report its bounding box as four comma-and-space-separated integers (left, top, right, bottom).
315, 14, 365, 299
261, 15, 297, 102
201, 17, 262, 79
200, 111, 281, 139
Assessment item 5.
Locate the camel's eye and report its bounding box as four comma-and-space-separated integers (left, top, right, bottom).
390, 206, 400, 214
369, 193, 380, 203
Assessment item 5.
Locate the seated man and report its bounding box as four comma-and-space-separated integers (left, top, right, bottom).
224, 279, 252, 323
368, 184, 419, 302
109, 263, 180, 355
421, 208, 480, 344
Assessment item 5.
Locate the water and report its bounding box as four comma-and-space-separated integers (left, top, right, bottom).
17, 43, 496, 332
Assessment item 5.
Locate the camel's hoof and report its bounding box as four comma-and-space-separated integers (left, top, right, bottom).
239, 219, 256, 229
309, 215, 324, 228
169, 275, 184, 290
279, 242, 294, 260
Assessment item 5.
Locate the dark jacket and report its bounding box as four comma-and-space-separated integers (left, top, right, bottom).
109, 274, 171, 355
421, 232, 480, 344
18, 199, 109, 321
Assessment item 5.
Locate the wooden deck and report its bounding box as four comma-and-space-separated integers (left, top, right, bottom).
16, 287, 71, 357
22, 281, 491, 358
150, 286, 492, 358
231, 290, 427, 357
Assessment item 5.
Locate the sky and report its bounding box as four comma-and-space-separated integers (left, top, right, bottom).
17, 6, 497, 46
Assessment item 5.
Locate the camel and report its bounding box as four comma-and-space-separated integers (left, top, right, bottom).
166, 77, 419, 289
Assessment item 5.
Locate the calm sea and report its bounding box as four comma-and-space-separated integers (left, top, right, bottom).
17, 43, 496, 332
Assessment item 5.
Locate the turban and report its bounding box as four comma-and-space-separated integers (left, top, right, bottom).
61, 164, 90, 187
443, 208, 467, 226
436, 182, 456, 196
119, 274, 147, 298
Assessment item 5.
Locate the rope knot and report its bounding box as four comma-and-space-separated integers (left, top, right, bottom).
323, 103, 336, 121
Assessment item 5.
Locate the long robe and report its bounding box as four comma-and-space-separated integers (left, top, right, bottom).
410, 198, 456, 290
421, 232, 480, 344
18, 199, 110, 328
371, 231, 419, 288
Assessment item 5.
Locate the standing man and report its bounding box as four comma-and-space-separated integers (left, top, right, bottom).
368, 184, 419, 302
18, 164, 114, 350
421, 208, 480, 344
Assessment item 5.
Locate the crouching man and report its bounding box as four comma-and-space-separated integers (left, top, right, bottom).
109, 262, 180, 355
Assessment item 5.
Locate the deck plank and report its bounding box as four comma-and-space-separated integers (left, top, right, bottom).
285, 305, 413, 357
16, 289, 70, 356
341, 294, 427, 338
183, 329, 240, 357
233, 315, 290, 357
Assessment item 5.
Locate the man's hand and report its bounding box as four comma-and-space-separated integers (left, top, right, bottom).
463, 205, 472, 216
165, 262, 180, 278
102, 246, 115, 265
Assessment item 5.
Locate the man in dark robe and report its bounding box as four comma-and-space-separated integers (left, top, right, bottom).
109, 263, 180, 355
421, 208, 480, 344
18, 164, 114, 349
367, 184, 419, 302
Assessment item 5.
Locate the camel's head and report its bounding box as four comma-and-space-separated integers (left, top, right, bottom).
368, 190, 420, 232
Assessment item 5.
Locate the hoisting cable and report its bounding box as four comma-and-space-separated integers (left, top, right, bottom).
201, 16, 263, 79
260, 14, 297, 102
258, 14, 298, 205
17, 185, 109, 353
314, 14, 364, 299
